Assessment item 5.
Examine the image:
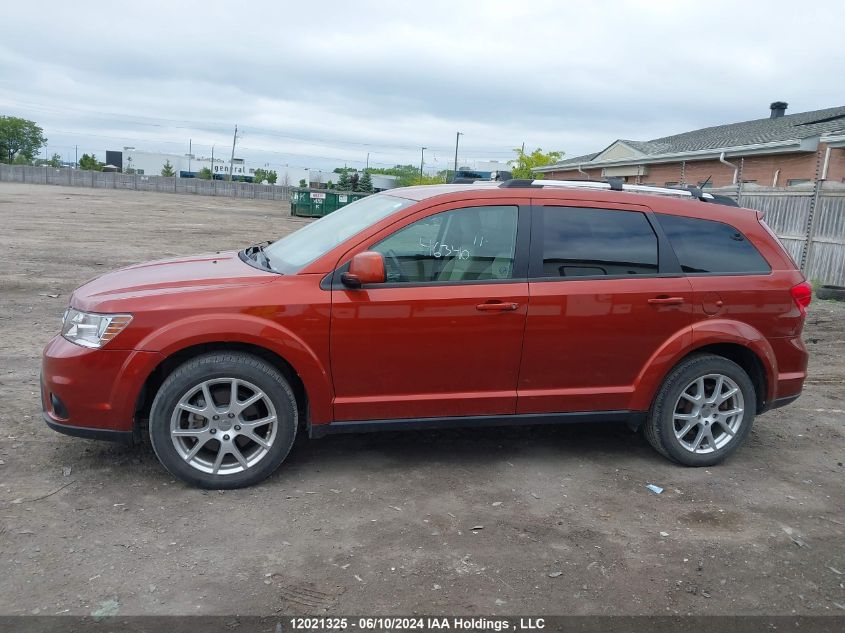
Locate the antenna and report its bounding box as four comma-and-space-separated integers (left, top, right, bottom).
700, 174, 712, 189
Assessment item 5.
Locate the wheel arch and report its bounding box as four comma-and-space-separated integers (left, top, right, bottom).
631, 321, 776, 416
668, 343, 768, 414
134, 341, 313, 439
130, 315, 334, 439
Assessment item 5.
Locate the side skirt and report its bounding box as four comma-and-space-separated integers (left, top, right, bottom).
309, 410, 647, 439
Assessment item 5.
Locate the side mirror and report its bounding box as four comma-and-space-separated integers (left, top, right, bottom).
341, 251, 386, 288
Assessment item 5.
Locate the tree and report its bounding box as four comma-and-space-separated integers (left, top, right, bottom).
198, 167, 212, 180
78, 153, 104, 171
326, 180, 334, 189
358, 170, 374, 193
298, 178, 307, 188
253, 168, 278, 185
337, 169, 351, 191
0, 116, 47, 164
47, 153, 62, 168
367, 164, 446, 187
509, 147, 564, 180
349, 172, 360, 191
161, 160, 175, 177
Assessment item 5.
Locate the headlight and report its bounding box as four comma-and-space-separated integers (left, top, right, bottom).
61, 308, 133, 349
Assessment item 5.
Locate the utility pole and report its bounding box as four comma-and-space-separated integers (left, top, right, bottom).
227, 125, 238, 181
365, 152, 369, 172
453, 132, 463, 181
75, 145, 78, 168
188, 139, 192, 175
211, 145, 215, 179
419, 147, 427, 184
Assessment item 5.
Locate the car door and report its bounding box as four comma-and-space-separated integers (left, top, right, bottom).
330, 199, 531, 422
516, 201, 695, 414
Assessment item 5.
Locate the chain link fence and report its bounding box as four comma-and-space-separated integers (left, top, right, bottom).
0, 164, 292, 202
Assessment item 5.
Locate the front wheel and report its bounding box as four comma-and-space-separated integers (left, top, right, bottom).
149, 352, 298, 489
644, 354, 756, 466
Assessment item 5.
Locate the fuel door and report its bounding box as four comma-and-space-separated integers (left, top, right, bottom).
701, 291, 724, 316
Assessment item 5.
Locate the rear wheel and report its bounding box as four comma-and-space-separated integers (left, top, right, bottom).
149, 352, 297, 489
644, 354, 756, 466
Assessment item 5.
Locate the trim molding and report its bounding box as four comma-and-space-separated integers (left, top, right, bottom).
309, 410, 646, 438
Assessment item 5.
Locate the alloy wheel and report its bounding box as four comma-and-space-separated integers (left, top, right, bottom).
169, 378, 278, 475
672, 373, 744, 454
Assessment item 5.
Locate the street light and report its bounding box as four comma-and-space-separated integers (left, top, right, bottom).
419, 147, 427, 184
453, 132, 463, 182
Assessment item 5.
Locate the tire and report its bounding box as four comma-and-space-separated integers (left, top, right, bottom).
149, 352, 298, 489
644, 354, 756, 467
816, 285, 845, 301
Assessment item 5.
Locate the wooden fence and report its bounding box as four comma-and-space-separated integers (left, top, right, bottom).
711, 182, 845, 286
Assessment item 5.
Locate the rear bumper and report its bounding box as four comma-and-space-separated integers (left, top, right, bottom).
41, 335, 163, 437
765, 394, 801, 412
770, 335, 809, 405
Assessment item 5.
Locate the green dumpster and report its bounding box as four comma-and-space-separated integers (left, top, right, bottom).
290, 188, 370, 218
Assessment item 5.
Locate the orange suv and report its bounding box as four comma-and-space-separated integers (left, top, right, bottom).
42, 179, 811, 488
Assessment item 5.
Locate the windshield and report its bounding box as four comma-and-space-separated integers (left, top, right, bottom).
263, 193, 415, 273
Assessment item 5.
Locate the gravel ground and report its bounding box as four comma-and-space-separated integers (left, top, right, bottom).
0, 183, 842, 617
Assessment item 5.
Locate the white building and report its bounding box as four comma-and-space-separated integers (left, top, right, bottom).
108, 148, 397, 190
472, 161, 511, 172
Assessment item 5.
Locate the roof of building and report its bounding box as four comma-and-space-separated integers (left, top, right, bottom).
539, 105, 845, 172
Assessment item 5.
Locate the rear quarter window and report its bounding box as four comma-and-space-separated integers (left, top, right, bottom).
657, 214, 770, 274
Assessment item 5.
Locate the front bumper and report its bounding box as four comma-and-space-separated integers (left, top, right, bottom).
41, 335, 163, 441
42, 411, 134, 443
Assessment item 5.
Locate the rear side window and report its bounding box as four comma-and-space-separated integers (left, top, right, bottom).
540, 207, 658, 277
657, 214, 770, 274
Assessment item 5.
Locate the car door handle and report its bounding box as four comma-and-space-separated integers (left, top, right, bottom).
648, 296, 684, 305
476, 302, 519, 312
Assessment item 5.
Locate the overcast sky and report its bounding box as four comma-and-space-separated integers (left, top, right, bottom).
1, 0, 843, 171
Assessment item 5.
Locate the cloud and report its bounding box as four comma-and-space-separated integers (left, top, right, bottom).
1, 0, 842, 170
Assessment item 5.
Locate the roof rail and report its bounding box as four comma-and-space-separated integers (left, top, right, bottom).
499, 179, 722, 203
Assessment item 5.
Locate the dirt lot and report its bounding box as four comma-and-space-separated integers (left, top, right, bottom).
0, 183, 842, 617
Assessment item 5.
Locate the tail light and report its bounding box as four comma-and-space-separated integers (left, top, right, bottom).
790, 281, 812, 315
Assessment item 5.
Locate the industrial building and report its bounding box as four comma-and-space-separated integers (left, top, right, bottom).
104, 148, 398, 190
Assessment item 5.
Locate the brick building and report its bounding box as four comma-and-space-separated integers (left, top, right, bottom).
535, 103, 845, 188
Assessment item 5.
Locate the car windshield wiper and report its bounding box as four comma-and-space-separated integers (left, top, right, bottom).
243, 241, 275, 271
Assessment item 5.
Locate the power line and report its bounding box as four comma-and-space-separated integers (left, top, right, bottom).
0, 97, 520, 156
37, 125, 506, 170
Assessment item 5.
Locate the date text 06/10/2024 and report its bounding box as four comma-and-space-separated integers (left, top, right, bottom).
288, 617, 546, 630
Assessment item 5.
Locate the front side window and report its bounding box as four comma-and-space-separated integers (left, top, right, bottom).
657, 214, 770, 274
372, 206, 518, 283
540, 207, 658, 277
